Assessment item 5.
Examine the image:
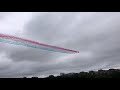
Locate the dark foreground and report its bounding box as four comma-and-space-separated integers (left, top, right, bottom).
24, 69, 120, 78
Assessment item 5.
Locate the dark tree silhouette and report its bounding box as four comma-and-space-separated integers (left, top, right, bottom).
23, 69, 120, 78
45, 69, 120, 78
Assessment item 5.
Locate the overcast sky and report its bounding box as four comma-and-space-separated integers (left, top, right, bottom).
0, 12, 120, 78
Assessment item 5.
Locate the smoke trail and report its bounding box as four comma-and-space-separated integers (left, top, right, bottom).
0, 33, 79, 54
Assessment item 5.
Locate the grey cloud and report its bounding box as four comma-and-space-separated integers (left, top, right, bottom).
7, 47, 57, 62
24, 13, 80, 44
1, 12, 120, 77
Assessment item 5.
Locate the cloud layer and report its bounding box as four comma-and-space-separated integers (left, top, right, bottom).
0, 12, 120, 77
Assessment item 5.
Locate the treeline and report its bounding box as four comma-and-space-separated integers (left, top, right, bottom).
46, 69, 120, 78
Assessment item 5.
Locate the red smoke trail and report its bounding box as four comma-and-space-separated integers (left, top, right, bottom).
0, 33, 79, 53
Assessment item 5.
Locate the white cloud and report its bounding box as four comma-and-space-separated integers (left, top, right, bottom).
0, 12, 33, 35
